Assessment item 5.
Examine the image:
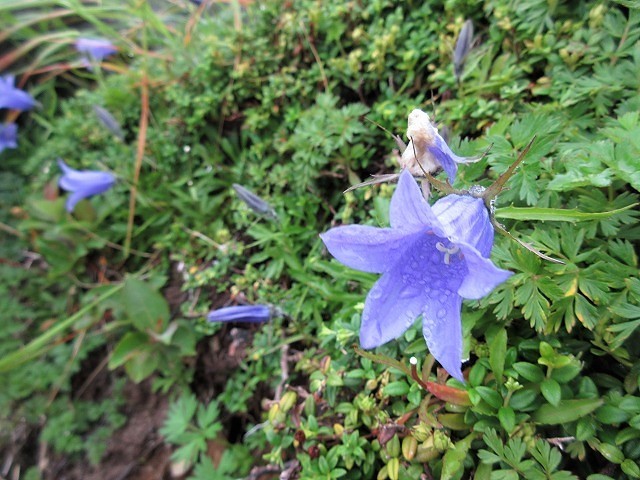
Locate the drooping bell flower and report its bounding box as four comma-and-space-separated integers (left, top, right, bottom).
0, 76, 36, 111
400, 109, 476, 183
207, 305, 272, 323
75, 37, 118, 62
57, 159, 116, 212
0, 123, 18, 153
320, 169, 512, 381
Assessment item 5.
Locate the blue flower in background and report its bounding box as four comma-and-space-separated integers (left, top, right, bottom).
0, 76, 36, 111
320, 169, 512, 381
57, 159, 116, 212
207, 305, 272, 323
75, 38, 118, 62
400, 109, 476, 183
0, 123, 18, 153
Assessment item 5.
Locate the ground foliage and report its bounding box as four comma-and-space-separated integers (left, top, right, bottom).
1, 0, 640, 479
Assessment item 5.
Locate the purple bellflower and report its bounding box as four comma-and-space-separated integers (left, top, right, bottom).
320, 169, 512, 382
0, 76, 36, 111
207, 305, 272, 323
0, 123, 18, 153
57, 159, 116, 213
75, 38, 118, 62
400, 109, 476, 183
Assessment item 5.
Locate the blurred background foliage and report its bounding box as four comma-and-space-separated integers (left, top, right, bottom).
1, 0, 639, 479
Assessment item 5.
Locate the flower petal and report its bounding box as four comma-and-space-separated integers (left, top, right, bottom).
0, 123, 18, 153
359, 269, 426, 349
320, 225, 419, 274
359, 232, 464, 348
432, 194, 494, 257
457, 244, 513, 299
0, 75, 36, 111
75, 38, 117, 61
390, 169, 444, 234
65, 189, 90, 212
422, 293, 465, 382
427, 135, 459, 182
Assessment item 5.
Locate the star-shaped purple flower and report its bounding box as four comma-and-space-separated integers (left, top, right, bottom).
0, 123, 18, 153
0, 76, 36, 111
320, 169, 512, 381
400, 109, 476, 183
75, 37, 118, 62
57, 159, 116, 213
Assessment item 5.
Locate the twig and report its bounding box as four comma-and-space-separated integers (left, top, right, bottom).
274, 344, 290, 401
124, 12, 150, 258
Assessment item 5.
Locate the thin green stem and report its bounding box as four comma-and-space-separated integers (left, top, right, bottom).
0, 283, 124, 372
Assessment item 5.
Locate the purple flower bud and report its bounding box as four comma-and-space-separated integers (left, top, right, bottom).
454, 20, 474, 82
207, 305, 272, 323
75, 38, 118, 62
0, 76, 36, 111
0, 123, 18, 153
232, 184, 278, 220
57, 159, 116, 212
320, 170, 512, 382
93, 105, 124, 140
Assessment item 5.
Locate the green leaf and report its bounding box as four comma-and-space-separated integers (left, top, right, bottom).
540, 378, 562, 406
498, 406, 516, 433
108, 332, 149, 369
383, 381, 410, 396
512, 363, 545, 383
494, 204, 638, 222
121, 276, 170, 333
489, 328, 507, 385
124, 345, 159, 383
532, 398, 604, 425
473, 387, 502, 410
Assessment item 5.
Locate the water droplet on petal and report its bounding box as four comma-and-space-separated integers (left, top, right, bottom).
399, 288, 415, 299
437, 308, 446, 319
369, 288, 382, 300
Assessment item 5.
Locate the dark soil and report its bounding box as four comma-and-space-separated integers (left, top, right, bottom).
42, 380, 172, 480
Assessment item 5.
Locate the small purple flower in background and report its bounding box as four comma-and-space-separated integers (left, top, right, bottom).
233, 183, 278, 221
57, 159, 116, 213
93, 105, 124, 141
0, 123, 18, 153
75, 37, 118, 62
320, 169, 512, 382
207, 305, 272, 323
400, 109, 476, 183
454, 20, 474, 83
0, 76, 36, 111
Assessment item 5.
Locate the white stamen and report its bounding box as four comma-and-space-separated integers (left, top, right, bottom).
436, 242, 460, 265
